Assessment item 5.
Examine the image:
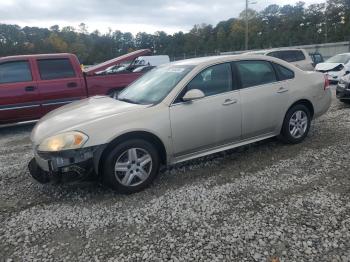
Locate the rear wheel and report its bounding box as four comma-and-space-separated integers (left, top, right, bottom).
102, 139, 160, 194
340, 99, 350, 104
280, 104, 311, 144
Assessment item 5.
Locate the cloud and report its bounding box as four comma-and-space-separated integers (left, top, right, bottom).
0, 0, 323, 34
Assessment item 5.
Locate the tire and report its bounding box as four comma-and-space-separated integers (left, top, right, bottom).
102, 139, 160, 194
280, 104, 311, 144
340, 99, 350, 104
108, 89, 120, 99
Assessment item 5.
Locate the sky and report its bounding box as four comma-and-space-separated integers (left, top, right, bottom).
0, 0, 324, 35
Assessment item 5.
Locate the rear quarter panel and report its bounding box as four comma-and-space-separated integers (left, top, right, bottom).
290, 70, 331, 118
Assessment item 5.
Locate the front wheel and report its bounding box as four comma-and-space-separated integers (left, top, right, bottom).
102, 139, 160, 194
280, 104, 311, 144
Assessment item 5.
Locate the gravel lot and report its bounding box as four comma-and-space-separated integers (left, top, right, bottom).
1, 89, 350, 261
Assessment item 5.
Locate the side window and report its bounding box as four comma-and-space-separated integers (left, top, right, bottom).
0, 61, 32, 84
236, 60, 277, 88
268, 51, 284, 60
186, 63, 233, 97
273, 63, 295, 81
268, 50, 305, 62
314, 54, 323, 64
294, 51, 306, 61
281, 51, 296, 62
37, 58, 76, 80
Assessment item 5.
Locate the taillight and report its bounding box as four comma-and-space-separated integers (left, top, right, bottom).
324, 74, 330, 90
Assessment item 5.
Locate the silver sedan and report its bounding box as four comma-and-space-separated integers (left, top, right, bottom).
29, 55, 332, 193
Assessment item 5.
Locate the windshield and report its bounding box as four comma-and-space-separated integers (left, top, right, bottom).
326, 54, 350, 64
118, 64, 194, 105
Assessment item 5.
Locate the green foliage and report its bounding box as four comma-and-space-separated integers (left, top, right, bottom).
0, 1, 349, 63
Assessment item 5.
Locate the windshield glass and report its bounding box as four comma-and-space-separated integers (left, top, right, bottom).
326, 54, 350, 64
118, 64, 194, 105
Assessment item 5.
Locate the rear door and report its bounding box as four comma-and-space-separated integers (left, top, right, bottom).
0, 59, 41, 124
234, 60, 290, 139
35, 57, 86, 115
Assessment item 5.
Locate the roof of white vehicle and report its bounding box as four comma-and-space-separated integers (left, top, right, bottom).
171, 54, 277, 66
334, 53, 350, 56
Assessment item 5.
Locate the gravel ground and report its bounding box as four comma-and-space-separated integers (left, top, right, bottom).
1, 89, 350, 261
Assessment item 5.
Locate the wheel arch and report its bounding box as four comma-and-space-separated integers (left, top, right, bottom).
287, 99, 315, 119
279, 98, 314, 134
95, 131, 167, 176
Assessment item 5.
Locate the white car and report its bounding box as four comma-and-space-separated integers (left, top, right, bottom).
245, 49, 314, 71
315, 53, 350, 83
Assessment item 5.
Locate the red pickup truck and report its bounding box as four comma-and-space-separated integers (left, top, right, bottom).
0, 49, 151, 124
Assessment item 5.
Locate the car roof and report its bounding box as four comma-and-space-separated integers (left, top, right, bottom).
333, 53, 350, 56
246, 48, 307, 55
0, 53, 74, 61
169, 54, 286, 67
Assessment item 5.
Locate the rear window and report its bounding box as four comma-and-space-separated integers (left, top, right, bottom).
311, 54, 323, 64
268, 50, 305, 62
37, 58, 76, 80
273, 63, 295, 81
0, 61, 32, 84
236, 60, 277, 88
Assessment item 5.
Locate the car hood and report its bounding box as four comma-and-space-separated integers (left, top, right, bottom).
84, 49, 151, 76
315, 62, 343, 71
31, 96, 149, 144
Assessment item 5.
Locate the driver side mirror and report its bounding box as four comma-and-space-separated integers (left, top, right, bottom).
182, 89, 205, 102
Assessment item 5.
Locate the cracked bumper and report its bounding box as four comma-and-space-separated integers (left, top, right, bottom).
28, 145, 106, 183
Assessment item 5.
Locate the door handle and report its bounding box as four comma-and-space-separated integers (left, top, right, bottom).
25, 86, 36, 92
67, 82, 78, 88
277, 87, 289, 94
222, 99, 238, 105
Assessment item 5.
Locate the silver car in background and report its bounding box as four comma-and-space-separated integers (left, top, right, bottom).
245, 48, 315, 71
29, 55, 332, 193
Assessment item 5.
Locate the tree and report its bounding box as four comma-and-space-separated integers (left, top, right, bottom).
0, 1, 349, 62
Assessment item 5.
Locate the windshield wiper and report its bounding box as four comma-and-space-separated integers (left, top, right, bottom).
118, 97, 140, 104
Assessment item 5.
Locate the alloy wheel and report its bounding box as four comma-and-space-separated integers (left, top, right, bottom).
114, 148, 152, 187
289, 110, 308, 139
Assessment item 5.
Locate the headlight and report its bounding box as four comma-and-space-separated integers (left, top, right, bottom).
38, 131, 88, 152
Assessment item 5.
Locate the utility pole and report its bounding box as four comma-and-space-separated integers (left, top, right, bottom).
245, 0, 248, 50
245, 0, 257, 50
325, 2, 328, 43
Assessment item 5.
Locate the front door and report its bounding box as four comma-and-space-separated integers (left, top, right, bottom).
0, 60, 41, 124
170, 62, 242, 157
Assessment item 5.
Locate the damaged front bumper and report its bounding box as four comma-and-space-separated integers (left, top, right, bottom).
28, 145, 106, 184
